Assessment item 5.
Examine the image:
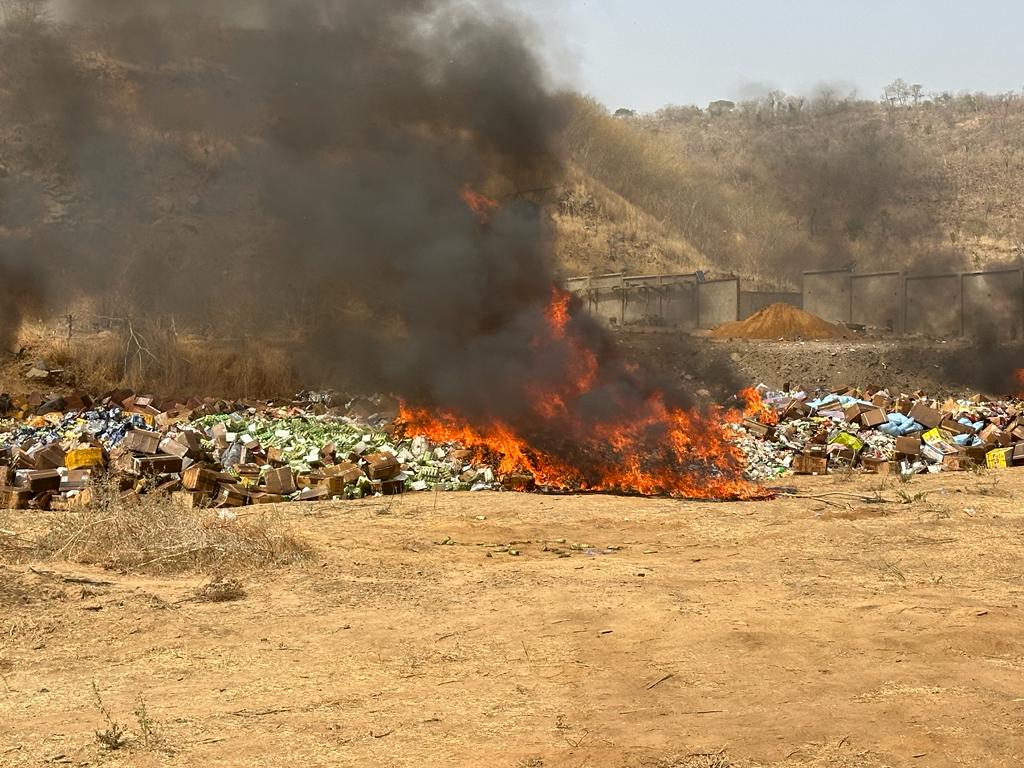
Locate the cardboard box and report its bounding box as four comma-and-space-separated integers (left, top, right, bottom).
986, 447, 1014, 469
862, 456, 894, 474
172, 491, 210, 509
742, 419, 775, 439
364, 452, 401, 481
859, 408, 888, 428
908, 403, 943, 429
941, 418, 975, 436
322, 461, 364, 484
183, 466, 228, 493
120, 429, 163, 455
133, 455, 184, 475
793, 454, 828, 475
33, 444, 67, 470
66, 448, 106, 470
22, 469, 62, 492
501, 473, 536, 492
979, 424, 1011, 447
0, 486, 32, 509
215, 484, 250, 508
264, 467, 297, 495
894, 436, 921, 457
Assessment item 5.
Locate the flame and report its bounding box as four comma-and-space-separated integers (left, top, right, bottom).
399, 285, 769, 501
1015, 369, 1024, 398
739, 387, 779, 426
460, 184, 500, 222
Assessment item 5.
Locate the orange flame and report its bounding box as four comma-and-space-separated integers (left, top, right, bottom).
738, 387, 779, 426
399, 286, 769, 501
460, 184, 500, 222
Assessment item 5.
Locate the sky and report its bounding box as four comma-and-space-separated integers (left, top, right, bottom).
550, 0, 1024, 113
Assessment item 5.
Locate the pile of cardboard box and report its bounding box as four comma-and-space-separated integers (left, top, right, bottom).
733, 385, 1024, 477
0, 390, 509, 511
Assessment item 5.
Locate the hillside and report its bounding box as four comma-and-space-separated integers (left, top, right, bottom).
557, 92, 1024, 284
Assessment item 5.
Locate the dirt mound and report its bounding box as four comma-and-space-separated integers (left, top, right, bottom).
711, 303, 843, 340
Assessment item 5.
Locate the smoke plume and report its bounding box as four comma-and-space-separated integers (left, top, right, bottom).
0, 1, 735, 457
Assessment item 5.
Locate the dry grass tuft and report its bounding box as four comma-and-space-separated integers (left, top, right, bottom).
36, 481, 312, 575
39, 322, 302, 400
194, 576, 247, 602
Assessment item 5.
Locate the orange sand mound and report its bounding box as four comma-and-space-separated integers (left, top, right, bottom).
711, 302, 843, 340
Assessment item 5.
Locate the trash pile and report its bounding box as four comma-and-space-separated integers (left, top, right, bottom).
731, 384, 1024, 479
0, 389, 529, 511
2, 381, 1021, 510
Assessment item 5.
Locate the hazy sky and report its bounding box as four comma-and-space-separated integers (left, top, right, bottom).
555, 0, 1024, 112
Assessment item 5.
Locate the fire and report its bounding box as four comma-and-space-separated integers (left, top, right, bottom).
738, 387, 778, 426
399, 288, 769, 500
1015, 369, 1024, 398
460, 184, 500, 222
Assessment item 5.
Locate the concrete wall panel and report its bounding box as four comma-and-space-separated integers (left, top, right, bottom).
962, 270, 1024, 339
662, 280, 697, 328
905, 274, 961, 337
697, 279, 739, 328
803, 270, 851, 324
851, 272, 902, 332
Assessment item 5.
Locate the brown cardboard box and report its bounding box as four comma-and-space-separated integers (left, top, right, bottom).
859, 408, 888, 428
979, 424, 1011, 447
742, 419, 774, 439
908, 403, 943, 429
215, 484, 250, 508
364, 452, 401, 481
23, 469, 62, 492
501, 473, 536, 491
322, 461, 364, 484
133, 455, 184, 475
862, 456, 892, 474
183, 466, 228, 493
793, 454, 828, 475
895, 436, 922, 456
940, 418, 975, 435
844, 404, 864, 422
264, 467, 297, 495
172, 491, 210, 509
0, 486, 32, 509
120, 429, 163, 455
33, 444, 67, 470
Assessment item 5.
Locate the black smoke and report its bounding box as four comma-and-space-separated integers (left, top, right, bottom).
0, 1, 730, 458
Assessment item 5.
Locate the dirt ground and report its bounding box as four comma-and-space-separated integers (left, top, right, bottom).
2, 472, 1022, 768
617, 330, 1024, 400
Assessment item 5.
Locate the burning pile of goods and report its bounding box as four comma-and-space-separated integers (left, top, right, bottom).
4, 375, 1022, 511
732, 382, 1024, 479
0, 384, 770, 511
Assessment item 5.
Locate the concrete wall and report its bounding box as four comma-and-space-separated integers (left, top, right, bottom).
905, 274, 961, 337
661, 277, 698, 328
622, 276, 664, 325
697, 279, 739, 328
962, 269, 1024, 340
851, 272, 902, 332
739, 291, 802, 320
803, 270, 851, 324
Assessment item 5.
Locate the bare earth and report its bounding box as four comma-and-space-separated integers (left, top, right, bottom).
2, 473, 1023, 768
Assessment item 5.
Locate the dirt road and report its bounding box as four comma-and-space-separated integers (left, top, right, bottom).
2, 473, 1023, 767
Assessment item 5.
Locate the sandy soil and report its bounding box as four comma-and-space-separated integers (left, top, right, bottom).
2, 473, 1023, 768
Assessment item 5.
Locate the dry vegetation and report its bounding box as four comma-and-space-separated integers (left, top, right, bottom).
31, 481, 312, 576
558, 90, 1024, 281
